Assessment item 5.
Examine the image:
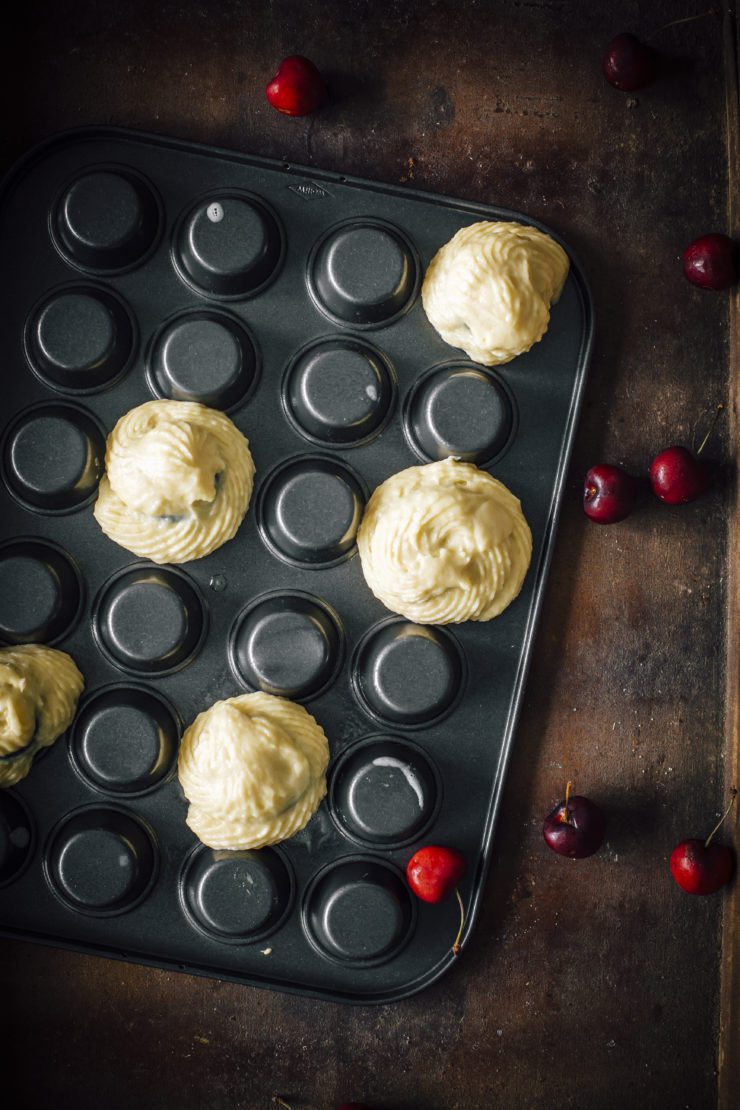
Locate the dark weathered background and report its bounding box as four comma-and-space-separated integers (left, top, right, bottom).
1, 3, 737, 1108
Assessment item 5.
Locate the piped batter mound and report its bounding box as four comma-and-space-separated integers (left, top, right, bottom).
178, 692, 330, 850
357, 457, 532, 624
421, 220, 569, 366
94, 399, 255, 564
0, 645, 84, 787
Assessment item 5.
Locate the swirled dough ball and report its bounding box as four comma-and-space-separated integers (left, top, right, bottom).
421, 221, 569, 366
178, 692, 330, 850
94, 399, 255, 564
357, 458, 532, 624
0, 645, 84, 787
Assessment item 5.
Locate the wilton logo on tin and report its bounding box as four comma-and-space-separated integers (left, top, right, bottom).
288, 181, 331, 200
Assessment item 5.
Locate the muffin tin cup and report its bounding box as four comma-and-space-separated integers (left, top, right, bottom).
69, 683, 182, 797
351, 617, 466, 730
179, 843, 295, 945
403, 361, 517, 466
50, 163, 163, 275
1, 401, 106, 515
43, 804, 159, 917
228, 589, 345, 702
329, 735, 442, 849
256, 454, 367, 569
92, 563, 208, 677
24, 281, 137, 395
0, 791, 36, 888
0, 537, 84, 645
146, 307, 260, 412
302, 855, 416, 967
172, 189, 285, 300
282, 335, 397, 448
307, 217, 421, 329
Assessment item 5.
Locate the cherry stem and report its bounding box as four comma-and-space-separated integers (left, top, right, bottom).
705, 788, 737, 849
647, 8, 721, 41
696, 403, 724, 457
563, 780, 573, 824
452, 888, 465, 956
273, 1099, 293, 1109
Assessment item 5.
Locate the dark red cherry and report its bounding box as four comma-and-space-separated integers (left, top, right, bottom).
670, 790, 736, 895
543, 784, 606, 859
683, 234, 738, 291
670, 839, 734, 895
649, 446, 708, 505
583, 463, 637, 524
603, 33, 657, 91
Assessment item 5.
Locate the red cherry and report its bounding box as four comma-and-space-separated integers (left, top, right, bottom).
583, 463, 637, 524
649, 446, 708, 504
406, 845, 466, 902
670, 839, 734, 895
670, 790, 736, 895
265, 56, 326, 117
683, 234, 738, 291
543, 782, 606, 859
406, 845, 467, 956
602, 33, 657, 91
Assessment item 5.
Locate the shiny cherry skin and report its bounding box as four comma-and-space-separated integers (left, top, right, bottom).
670, 839, 734, 895
265, 56, 326, 116
602, 33, 656, 91
649, 446, 708, 504
583, 463, 637, 524
406, 845, 467, 903
683, 234, 738, 291
543, 795, 606, 859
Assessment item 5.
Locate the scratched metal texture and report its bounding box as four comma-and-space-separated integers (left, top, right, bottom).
0, 2, 732, 1108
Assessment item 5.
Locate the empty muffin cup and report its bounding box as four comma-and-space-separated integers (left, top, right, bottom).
0, 791, 36, 888
52, 166, 162, 273
329, 736, 441, 848
25, 284, 136, 393
70, 684, 181, 796
44, 805, 158, 916
352, 618, 465, 728
257, 455, 366, 568
303, 856, 415, 966
92, 564, 207, 676
283, 337, 396, 447
180, 844, 293, 944
2, 402, 106, 514
173, 191, 284, 299
147, 309, 259, 412
308, 218, 419, 328
0, 539, 83, 645
404, 363, 515, 465
229, 591, 344, 700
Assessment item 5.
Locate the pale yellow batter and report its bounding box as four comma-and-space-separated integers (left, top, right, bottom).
357, 458, 532, 624
178, 692, 330, 850
422, 221, 569, 366
0, 645, 84, 787
94, 400, 255, 564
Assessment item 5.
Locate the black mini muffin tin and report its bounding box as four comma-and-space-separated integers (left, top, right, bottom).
0, 127, 593, 1003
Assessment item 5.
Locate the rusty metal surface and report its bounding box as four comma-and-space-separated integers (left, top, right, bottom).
0, 3, 733, 1108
